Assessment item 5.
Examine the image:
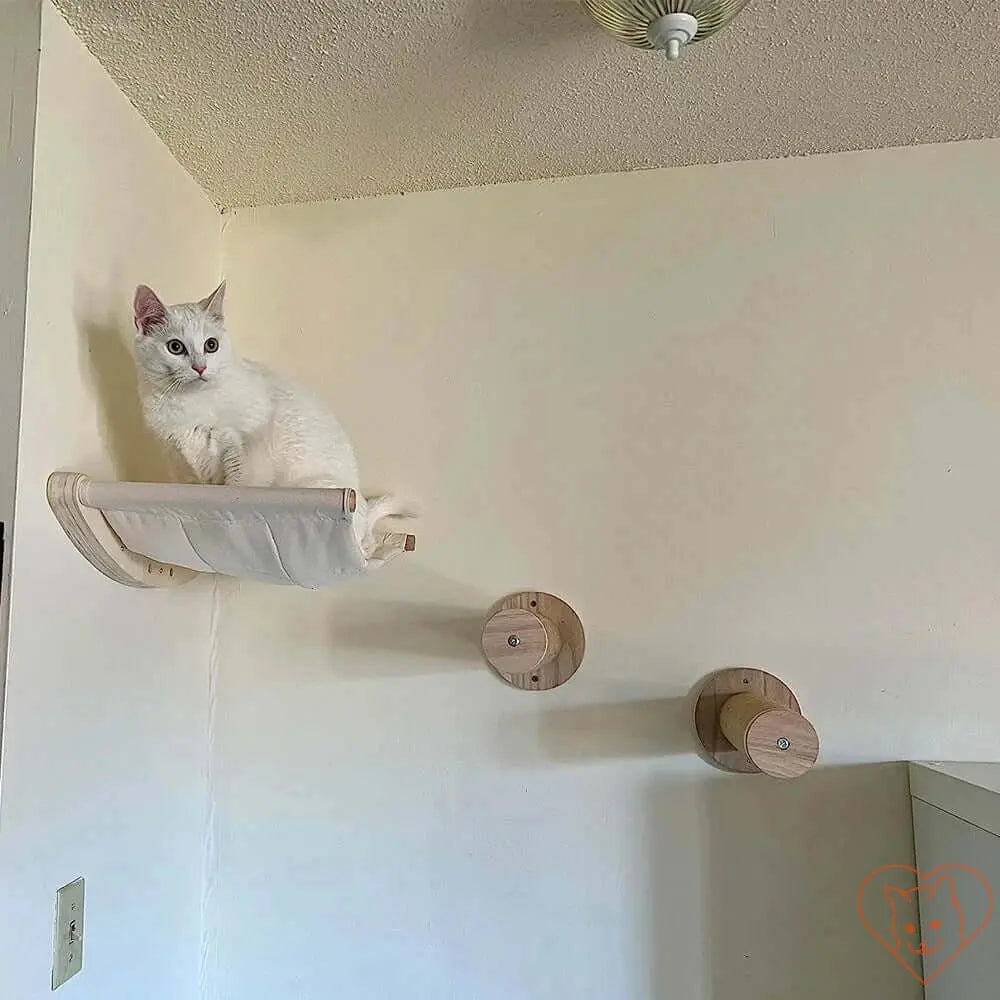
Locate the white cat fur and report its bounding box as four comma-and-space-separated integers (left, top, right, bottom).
132, 280, 401, 558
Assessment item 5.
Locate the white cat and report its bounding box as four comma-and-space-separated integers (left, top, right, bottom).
132, 280, 401, 558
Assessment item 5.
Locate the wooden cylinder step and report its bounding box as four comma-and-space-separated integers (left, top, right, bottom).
481, 592, 584, 691
482, 607, 563, 675
693, 667, 819, 778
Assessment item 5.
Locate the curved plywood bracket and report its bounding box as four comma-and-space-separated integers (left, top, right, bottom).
46, 472, 416, 589
47, 472, 196, 588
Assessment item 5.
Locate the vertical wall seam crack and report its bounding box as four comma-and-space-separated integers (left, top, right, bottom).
198, 578, 222, 1000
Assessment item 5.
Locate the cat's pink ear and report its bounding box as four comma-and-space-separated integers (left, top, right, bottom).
134, 285, 167, 334
198, 280, 226, 321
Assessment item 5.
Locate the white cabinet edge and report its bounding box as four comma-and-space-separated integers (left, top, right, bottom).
909, 761, 1000, 838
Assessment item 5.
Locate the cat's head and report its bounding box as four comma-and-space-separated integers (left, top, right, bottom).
132, 281, 234, 386
885, 875, 965, 958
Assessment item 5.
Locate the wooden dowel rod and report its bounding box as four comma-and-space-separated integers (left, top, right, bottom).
80, 479, 358, 517
719, 693, 774, 749
719, 691, 819, 779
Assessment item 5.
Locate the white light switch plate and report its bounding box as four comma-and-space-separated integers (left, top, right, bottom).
51, 877, 84, 990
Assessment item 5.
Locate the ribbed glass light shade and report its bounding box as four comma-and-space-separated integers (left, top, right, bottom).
581, 0, 751, 48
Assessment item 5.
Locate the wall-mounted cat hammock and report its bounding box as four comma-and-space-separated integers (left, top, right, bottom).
46, 472, 415, 589
693, 668, 819, 779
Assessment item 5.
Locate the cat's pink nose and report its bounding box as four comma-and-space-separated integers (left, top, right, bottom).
192, 363, 206, 375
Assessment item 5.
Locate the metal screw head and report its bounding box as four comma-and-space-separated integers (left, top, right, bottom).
776, 737, 791, 751
507, 634, 521, 647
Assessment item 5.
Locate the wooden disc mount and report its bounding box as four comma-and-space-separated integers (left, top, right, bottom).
693, 667, 819, 778
481, 592, 585, 691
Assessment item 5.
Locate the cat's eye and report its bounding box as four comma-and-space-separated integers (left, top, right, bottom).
166, 339, 187, 355
204, 337, 219, 353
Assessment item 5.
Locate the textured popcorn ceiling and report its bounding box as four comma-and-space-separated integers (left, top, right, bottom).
55, 0, 1000, 208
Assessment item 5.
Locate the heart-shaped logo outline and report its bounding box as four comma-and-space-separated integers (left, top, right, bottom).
857, 864, 994, 985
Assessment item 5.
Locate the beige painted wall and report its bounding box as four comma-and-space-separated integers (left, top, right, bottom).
0, 5, 221, 998
212, 138, 1000, 998
7, 12, 999, 993
0, 0, 40, 729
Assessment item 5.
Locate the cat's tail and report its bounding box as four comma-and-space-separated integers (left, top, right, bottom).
360, 493, 415, 559
364, 493, 414, 528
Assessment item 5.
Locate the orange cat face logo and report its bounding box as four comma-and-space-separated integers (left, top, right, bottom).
885, 876, 964, 960
858, 865, 993, 985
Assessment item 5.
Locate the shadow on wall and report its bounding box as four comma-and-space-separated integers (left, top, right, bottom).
643, 763, 920, 1000
496, 696, 693, 766
325, 564, 494, 677
75, 281, 170, 482
494, 667, 715, 768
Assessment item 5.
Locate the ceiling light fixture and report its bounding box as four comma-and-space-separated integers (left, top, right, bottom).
580, 0, 752, 61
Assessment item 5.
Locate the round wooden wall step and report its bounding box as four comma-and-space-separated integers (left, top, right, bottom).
693, 667, 819, 778
481, 592, 585, 691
